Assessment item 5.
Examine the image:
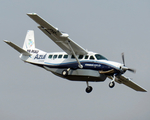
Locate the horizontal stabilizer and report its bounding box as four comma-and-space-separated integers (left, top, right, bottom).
4, 40, 31, 56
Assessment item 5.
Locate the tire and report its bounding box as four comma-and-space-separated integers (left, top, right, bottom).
62, 70, 68, 76
85, 86, 93, 93
109, 81, 115, 88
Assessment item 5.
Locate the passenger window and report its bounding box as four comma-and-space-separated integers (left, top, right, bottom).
90, 56, 95, 60
53, 55, 57, 59
58, 55, 62, 58
71, 55, 75, 59
84, 55, 89, 59
78, 55, 83, 59
48, 55, 53, 59
63, 55, 68, 59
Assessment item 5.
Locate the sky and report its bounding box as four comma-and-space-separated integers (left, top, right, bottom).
1, 0, 150, 120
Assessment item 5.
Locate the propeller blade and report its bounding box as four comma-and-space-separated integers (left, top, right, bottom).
128, 68, 136, 73
121, 66, 136, 73
122, 53, 125, 66
120, 52, 136, 73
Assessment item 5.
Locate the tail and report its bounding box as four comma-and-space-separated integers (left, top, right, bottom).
23, 30, 35, 50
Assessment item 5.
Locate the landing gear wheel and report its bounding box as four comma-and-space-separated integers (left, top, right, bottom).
109, 81, 115, 88
85, 86, 93, 93
62, 70, 68, 76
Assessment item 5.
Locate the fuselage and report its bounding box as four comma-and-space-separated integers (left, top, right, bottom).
20, 49, 124, 82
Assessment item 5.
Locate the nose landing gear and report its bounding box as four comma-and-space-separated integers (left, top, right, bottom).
109, 81, 115, 88
109, 74, 116, 88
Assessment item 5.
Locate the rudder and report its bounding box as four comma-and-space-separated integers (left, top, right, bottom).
23, 30, 35, 50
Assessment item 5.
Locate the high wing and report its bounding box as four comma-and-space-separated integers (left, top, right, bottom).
27, 13, 88, 55
115, 75, 147, 92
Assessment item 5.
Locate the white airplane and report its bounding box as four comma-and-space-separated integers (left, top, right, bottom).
4, 13, 147, 93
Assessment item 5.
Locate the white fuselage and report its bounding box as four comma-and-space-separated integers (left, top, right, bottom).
20, 49, 123, 82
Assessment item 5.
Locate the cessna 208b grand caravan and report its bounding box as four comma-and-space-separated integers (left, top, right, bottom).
4, 13, 147, 93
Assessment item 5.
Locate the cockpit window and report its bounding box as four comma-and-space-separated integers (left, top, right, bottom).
95, 54, 107, 60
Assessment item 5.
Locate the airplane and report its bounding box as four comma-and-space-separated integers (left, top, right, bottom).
4, 13, 147, 93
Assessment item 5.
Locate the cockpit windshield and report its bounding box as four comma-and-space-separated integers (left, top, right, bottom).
95, 54, 108, 60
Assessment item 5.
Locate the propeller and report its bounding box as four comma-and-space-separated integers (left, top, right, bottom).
122, 53, 125, 66
121, 53, 136, 73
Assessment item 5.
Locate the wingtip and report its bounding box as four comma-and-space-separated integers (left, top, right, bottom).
139, 89, 147, 92
27, 13, 37, 16
4, 40, 10, 43
143, 90, 147, 92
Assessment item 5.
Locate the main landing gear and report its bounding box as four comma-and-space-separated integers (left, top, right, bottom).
85, 81, 93, 93
62, 69, 93, 93
62, 68, 71, 77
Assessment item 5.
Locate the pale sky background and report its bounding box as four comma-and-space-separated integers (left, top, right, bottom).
1, 0, 150, 120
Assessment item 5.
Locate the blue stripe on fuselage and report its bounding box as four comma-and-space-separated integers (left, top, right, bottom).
44, 60, 120, 73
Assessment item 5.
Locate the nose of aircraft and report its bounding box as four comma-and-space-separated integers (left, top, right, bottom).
120, 65, 136, 73
108, 61, 136, 74
121, 53, 136, 73
119, 64, 136, 73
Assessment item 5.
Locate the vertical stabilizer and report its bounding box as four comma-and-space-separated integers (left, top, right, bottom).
23, 30, 35, 50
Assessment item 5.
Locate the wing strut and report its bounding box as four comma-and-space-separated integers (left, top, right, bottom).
67, 40, 83, 68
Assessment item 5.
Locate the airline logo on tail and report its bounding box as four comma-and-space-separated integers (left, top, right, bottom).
23, 30, 35, 50
28, 39, 34, 48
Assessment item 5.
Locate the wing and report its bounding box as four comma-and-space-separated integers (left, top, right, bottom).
116, 75, 147, 92
27, 13, 88, 55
